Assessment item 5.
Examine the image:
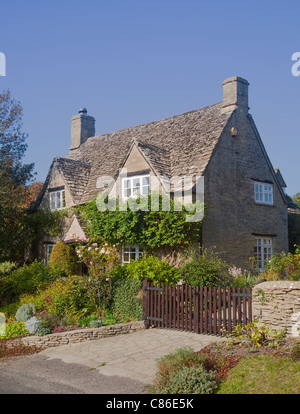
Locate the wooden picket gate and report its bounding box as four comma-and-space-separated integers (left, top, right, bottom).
142, 279, 252, 336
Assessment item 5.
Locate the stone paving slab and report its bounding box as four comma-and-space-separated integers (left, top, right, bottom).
40, 327, 223, 385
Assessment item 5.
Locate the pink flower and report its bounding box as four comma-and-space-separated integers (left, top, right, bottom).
76, 250, 81, 254
88, 247, 93, 251
92, 243, 98, 247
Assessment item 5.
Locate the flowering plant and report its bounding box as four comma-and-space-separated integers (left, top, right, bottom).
74, 236, 119, 317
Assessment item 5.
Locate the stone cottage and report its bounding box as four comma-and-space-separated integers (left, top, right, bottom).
30, 76, 292, 270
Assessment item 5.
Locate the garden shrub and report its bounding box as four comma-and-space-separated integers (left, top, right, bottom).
0, 321, 28, 339
180, 249, 233, 287
125, 255, 181, 284
89, 318, 103, 328
151, 347, 212, 393
20, 277, 91, 319
15, 303, 36, 322
0, 261, 18, 277
111, 278, 143, 321
48, 242, 78, 277
158, 365, 218, 394
25, 316, 42, 335
79, 314, 101, 327
261, 246, 300, 281
2, 260, 56, 300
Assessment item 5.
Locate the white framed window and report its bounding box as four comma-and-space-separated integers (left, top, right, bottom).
49, 189, 66, 211
254, 182, 273, 205
122, 175, 150, 200
121, 244, 144, 265
46, 243, 55, 266
254, 238, 273, 270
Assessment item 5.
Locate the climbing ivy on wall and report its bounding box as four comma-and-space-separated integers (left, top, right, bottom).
76, 193, 203, 249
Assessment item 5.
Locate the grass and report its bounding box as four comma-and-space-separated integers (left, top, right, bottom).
217, 355, 300, 394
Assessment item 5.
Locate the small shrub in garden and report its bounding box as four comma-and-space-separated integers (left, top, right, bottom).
0, 261, 18, 277
48, 242, 78, 277
75, 241, 119, 317
0, 321, 28, 339
152, 347, 205, 391
15, 303, 36, 322
111, 278, 143, 321
125, 255, 180, 284
20, 277, 90, 318
35, 326, 52, 336
5, 260, 56, 298
25, 317, 42, 335
159, 365, 218, 394
89, 318, 103, 328
261, 246, 300, 281
180, 248, 233, 287
79, 314, 100, 327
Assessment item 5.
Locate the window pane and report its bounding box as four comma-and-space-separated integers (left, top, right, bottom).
142, 176, 149, 186
62, 191, 66, 208
133, 178, 140, 187
56, 192, 61, 209
50, 193, 55, 210
123, 179, 131, 189
142, 185, 149, 195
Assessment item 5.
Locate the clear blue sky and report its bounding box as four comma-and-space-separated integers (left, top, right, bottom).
1, 0, 299, 195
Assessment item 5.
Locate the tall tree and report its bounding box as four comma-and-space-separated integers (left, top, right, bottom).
0, 90, 35, 261
292, 193, 300, 207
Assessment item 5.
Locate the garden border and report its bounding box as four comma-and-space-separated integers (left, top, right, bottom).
21, 320, 145, 348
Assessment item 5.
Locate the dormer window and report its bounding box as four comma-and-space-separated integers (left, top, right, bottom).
254, 182, 273, 205
49, 188, 66, 211
122, 174, 150, 200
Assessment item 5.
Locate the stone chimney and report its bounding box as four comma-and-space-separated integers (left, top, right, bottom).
70, 108, 95, 150
221, 76, 249, 114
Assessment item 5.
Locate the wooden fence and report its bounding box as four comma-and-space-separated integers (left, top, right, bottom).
142, 279, 252, 336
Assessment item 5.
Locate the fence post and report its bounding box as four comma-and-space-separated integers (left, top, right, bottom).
143, 278, 151, 329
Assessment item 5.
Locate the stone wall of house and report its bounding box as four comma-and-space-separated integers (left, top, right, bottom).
252, 281, 300, 337
21, 321, 145, 348
202, 109, 288, 270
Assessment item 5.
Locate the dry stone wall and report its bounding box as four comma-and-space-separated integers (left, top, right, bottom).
21, 321, 145, 348
252, 281, 300, 337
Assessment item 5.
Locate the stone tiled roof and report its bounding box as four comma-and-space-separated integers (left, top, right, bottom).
28, 157, 91, 211
54, 157, 91, 204
64, 102, 232, 203
285, 194, 300, 214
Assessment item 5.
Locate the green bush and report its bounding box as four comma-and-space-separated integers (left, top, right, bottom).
151, 347, 212, 393
0, 261, 19, 277
1, 260, 56, 300
0, 321, 28, 339
20, 277, 90, 319
180, 249, 233, 287
48, 242, 78, 277
261, 246, 300, 281
125, 255, 180, 284
159, 365, 218, 394
111, 278, 143, 321
79, 314, 100, 327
